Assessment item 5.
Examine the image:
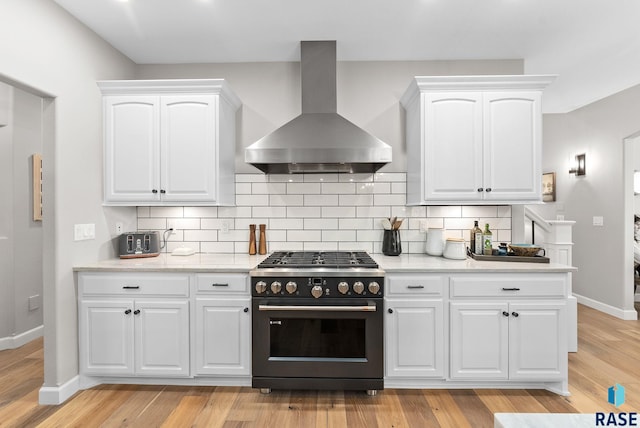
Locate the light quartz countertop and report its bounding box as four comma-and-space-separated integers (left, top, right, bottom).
74, 253, 576, 273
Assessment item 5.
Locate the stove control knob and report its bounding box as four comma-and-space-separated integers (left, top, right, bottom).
337, 281, 349, 294
255, 281, 267, 294
368, 281, 380, 295
270, 281, 282, 294
285, 281, 298, 294
353, 281, 365, 295
311, 285, 323, 298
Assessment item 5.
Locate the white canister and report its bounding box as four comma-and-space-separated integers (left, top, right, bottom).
443, 238, 467, 260
425, 228, 445, 256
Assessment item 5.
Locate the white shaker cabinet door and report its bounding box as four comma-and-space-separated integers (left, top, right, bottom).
79, 299, 135, 376
194, 298, 251, 376
104, 96, 160, 203
423, 93, 483, 202
385, 299, 444, 378
450, 302, 509, 379
161, 95, 218, 203
134, 300, 190, 377
508, 301, 567, 380
482, 92, 541, 201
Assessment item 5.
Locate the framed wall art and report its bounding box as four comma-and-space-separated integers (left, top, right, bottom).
542, 172, 556, 202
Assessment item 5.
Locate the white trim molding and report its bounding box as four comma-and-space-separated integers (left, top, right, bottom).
0, 325, 43, 351
574, 293, 639, 321
38, 375, 80, 405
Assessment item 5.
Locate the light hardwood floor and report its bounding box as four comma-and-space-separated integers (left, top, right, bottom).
1, 304, 639, 428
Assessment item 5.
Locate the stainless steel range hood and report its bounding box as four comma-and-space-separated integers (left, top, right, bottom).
245, 41, 392, 174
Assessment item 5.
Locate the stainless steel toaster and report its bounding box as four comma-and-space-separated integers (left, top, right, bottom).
118, 231, 160, 259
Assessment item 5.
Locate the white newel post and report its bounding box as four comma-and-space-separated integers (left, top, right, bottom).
545, 220, 577, 352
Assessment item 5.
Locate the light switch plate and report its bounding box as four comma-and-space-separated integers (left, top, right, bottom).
593, 216, 604, 226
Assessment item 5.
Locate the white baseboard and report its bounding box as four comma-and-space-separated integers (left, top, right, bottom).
39, 375, 80, 405
574, 293, 639, 320
0, 325, 43, 351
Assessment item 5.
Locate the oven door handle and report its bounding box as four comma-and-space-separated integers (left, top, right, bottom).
258, 304, 377, 312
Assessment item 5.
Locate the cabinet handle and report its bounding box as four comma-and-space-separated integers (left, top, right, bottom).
485, 188, 492, 192
160, 189, 166, 194
151, 189, 158, 194
388, 308, 394, 314
124, 309, 132, 315
477, 188, 484, 192
123, 286, 140, 290
134, 309, 141, 315
407, 285, 424, 289
501, 287, 521, 291
502, 311, 509, 317
211, 283, 229, 287
511, 311, 519, 317
244, 307, 249, 313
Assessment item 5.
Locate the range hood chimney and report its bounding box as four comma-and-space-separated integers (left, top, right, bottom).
245, 41, 392, 174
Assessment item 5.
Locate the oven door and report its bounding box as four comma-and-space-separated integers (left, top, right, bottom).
252, 297, 383, 380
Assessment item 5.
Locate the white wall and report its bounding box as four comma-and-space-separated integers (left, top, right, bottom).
0, 0, 136, 391
541, 83, 640, 314
0, 83, 14, 339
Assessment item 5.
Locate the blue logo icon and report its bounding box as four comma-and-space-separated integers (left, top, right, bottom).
608, 384, 625, 407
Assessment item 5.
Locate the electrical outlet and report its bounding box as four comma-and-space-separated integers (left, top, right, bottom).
593, 216, 604, 226
116, 222, 123, 234
221, 220, 230, 234
28, 295, 41, 311
419, 220, 429, 233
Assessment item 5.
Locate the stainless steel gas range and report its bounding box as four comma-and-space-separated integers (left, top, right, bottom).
250, 251, 384, 395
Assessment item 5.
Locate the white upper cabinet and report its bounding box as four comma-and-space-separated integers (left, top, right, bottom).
99, 80, 241, 206
401, 75, 555, 205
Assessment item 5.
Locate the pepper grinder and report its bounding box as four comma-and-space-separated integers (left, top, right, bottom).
248, 224, 257, 255
258, 224, 267, 255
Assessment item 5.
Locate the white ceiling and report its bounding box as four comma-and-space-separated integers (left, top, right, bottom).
53, 0, 640, 113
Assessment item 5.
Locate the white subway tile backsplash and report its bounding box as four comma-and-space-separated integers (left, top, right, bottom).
135, 173, 514, 254
138, 218, 167, 230
305, 218, 339, 229
303, 194, 339, 206
339, 194, 373, 206
322, 182, 355, 194
322, 206, 356, 218
270, 218, 304, 230
269, 194, 304, 207
288, 183, 321, 194
184, 207, 218, 218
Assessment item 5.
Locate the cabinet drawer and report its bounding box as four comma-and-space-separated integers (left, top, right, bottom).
450, 275, 567, 298
195, 274, 249, 294
386, 274, 445, 296
80, 273, 189, 296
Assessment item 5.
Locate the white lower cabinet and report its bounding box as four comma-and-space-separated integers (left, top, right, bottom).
384, 273, 446, 381
450, 301, 566, 380
79, 298, 190, 377
194, 298, 251, 376
193, 273, 251, 378
385, 299, 444, 378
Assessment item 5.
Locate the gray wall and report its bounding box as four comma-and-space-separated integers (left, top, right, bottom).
1, 0, 136, 389
0, 83, 14, 339
540, 83, 640, 312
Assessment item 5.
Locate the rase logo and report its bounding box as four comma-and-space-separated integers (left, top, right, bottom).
596, 384, 638, 427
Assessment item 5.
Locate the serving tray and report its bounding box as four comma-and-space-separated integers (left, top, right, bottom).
468, 251, 550, 263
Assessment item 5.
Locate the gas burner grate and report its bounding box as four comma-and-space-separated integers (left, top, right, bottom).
258, 251, 378, 269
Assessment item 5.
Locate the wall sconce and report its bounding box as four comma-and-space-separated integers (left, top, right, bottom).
569, 153, 586, 176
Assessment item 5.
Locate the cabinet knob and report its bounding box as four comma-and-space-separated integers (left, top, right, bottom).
511, 311, 519, 317
160, 189, 166, 194
244, 307, 249, 313
486, 188, 492, 192
124, 309, 132, 315
134, 309, 141, 315
477, 188, 484, 192
502, 311, 509, 317
151, 189, 158, 194
388, 308, 393, 314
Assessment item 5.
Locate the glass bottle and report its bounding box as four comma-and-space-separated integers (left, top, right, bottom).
470, 220, 482, 254
483, 223, 493, 255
